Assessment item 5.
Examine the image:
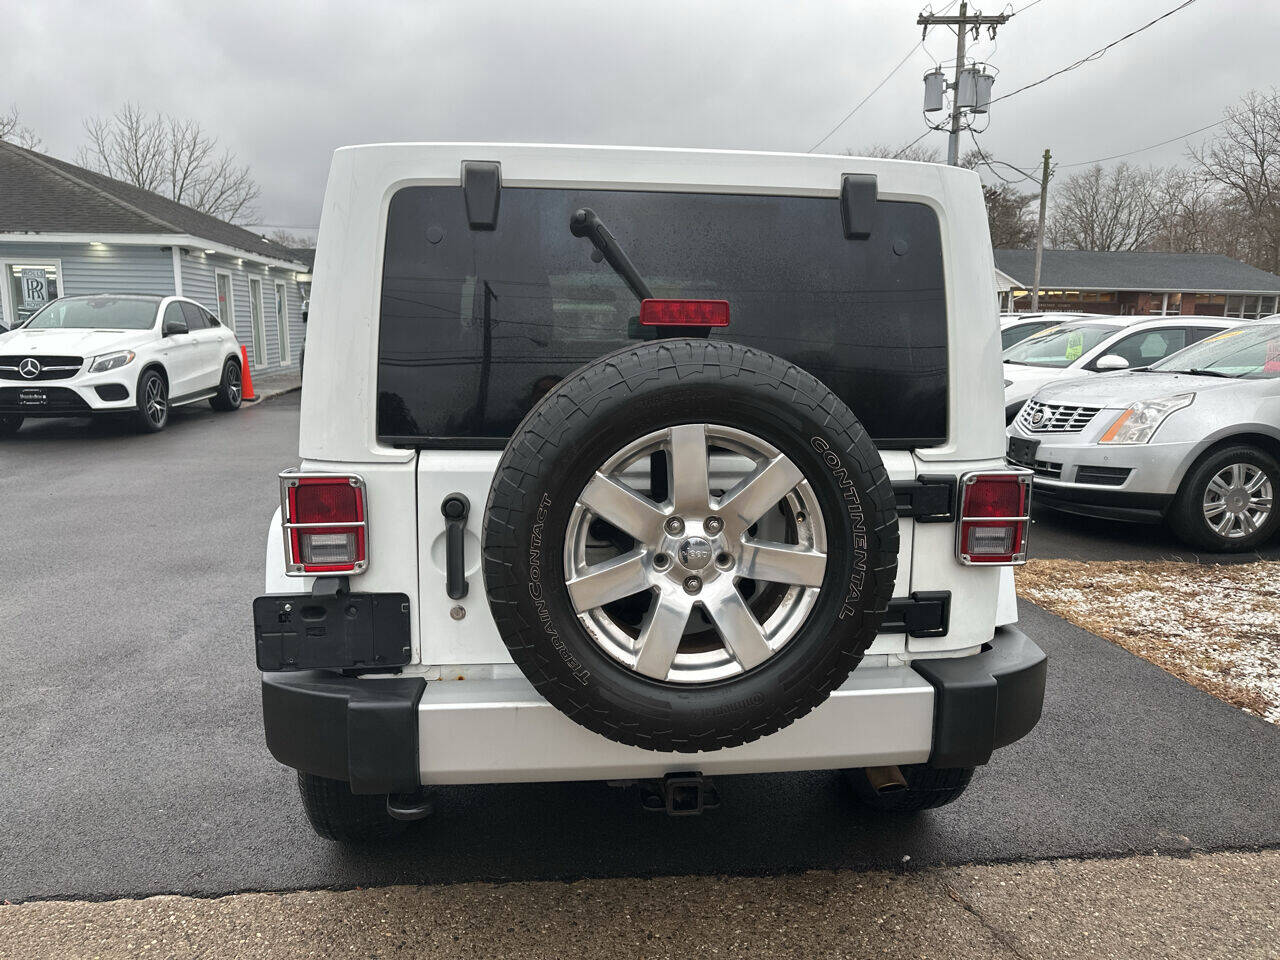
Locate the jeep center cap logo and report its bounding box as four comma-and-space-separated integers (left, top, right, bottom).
678, 537, 713, 570
18, 358, 40, 379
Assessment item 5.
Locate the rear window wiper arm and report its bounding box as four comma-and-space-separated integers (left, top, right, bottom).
571, 208, 653, 303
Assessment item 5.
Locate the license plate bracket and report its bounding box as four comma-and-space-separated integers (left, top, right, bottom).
1007, 435, 1040, 465
253, 592, 411, 672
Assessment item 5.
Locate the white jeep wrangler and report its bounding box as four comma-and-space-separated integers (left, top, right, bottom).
255, 143, 1046, 841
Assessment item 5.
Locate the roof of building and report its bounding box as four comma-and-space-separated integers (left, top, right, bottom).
993, 248, 1280, 295
288, 247, 316, 271
0, 140, 303, 265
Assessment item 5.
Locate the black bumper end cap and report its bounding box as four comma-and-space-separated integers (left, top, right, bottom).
261, 671, 425, 795
911, 626, 1047, 769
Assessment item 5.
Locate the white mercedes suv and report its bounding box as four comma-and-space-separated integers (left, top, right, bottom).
0, 293, 244, 435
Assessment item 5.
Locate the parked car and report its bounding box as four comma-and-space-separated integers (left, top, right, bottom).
1002, 315, 1239, 423
252, 143, 1046, 842
1008, 321, 1280, 550
1000, 312, 1102, 351
0, 293, 243, 435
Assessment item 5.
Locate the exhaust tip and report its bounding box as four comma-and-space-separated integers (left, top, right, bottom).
864, 765, 909, 795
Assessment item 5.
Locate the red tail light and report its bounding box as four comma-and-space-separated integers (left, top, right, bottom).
639, 299, 730, 327
280, 472, 368, 575
956, 470, 1032, 565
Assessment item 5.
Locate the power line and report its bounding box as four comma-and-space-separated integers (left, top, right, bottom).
893, 128, 935, 158
966, 129, 1043, 184
1059, 118, 1224, 168
807, 0, 959, 153
988, 0, 1199, 106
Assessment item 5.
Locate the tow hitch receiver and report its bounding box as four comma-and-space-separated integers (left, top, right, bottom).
640, 773, 720, 816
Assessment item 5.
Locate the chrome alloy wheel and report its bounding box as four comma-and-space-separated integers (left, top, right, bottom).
145, 377, 167, 425
563, 424, 828, 684
1202, 462, 1273, 539
227, 364, 242, 404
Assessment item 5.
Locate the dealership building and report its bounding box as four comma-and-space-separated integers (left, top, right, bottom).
994, 248, 1280, 319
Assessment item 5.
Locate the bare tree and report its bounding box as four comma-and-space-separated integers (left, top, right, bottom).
76, 103, 260, 224
1189, 89, 1280, 273
1048, 162, 1163, 251
853, 142, 942, 163
267, 229, 309, 248
0, 105, 42, 149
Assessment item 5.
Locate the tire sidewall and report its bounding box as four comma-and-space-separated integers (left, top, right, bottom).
484, 341, 898, 751
135, 369, 168, 432
216, 357, 243, 410
1176, 445, 1280, 551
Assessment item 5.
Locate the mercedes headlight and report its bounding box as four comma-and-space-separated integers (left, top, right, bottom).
1100, 393, 1194, 444
88, 350, 136, 374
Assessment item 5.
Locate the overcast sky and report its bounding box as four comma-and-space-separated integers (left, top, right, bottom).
9, 0, 1276, 237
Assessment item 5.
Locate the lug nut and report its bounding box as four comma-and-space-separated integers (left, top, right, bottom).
683, 576, 702, 594
704, 516, 723, 534
664, 516, 685, 535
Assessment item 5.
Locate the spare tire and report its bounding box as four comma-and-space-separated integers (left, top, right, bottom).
482, 339, 898, 752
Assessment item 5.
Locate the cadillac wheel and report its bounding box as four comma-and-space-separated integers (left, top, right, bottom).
482, 339, 900, 753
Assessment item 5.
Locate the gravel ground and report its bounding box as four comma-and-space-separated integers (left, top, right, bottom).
3, 850, 1276, 960
1018, 559, 1280, 724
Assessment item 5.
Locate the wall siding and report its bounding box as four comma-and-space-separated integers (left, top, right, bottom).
0, 240, 304, 373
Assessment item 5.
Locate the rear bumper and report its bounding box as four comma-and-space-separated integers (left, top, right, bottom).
262, 627, 1046, 791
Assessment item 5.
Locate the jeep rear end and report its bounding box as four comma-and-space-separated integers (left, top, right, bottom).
254, 144, 1045, 841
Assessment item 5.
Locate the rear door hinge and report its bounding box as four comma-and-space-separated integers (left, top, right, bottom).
883, 591, 951, 638
893, 474, 956, 522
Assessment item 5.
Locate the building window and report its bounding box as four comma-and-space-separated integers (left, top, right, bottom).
248, 276, 266, 367
274, 281, 290, 364
215, 270, 235, 334
1, 261, 61, 330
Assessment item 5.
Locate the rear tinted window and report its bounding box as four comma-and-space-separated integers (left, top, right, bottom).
378, 185, 947, 447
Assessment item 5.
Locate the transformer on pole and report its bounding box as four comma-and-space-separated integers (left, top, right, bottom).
917, 2, 1009, 165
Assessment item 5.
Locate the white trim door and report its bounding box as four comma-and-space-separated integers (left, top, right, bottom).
248, 276, 267, 367
274, 280, 290, 364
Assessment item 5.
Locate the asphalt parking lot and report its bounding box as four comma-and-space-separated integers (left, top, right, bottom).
2, 392, 1278, 903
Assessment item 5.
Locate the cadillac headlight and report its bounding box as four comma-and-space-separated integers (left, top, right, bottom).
89, 350, 136, 373
1100, 393, 1194, 444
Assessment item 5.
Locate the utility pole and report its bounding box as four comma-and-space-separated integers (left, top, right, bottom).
917, 2, 1009, 165
1031, 148, 1051, 311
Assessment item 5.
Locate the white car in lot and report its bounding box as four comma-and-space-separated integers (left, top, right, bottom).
0, 293, 244, 435
1002, 315, 1240, 422
1000, 312, 1101, 351
1008, 321, 1280, 551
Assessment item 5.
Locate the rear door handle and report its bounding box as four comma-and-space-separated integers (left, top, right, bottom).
441, 494, 470, 600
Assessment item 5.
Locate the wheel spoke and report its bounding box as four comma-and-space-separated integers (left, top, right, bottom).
1246, 470, 1269, 493
579, 474, 666, 541
1203, 501, 1228, 518
1230, 463, 1245, 487
667, 424, 711, 512
1240, 511, 1259, 535
738, 540, 827, 587
1208, 475, 1231, 497
717, 455, 804, 533
565, 551, 651, 611
703, 587, 772, 670
1210, 511, 1233, 534
633, 593, 692, 680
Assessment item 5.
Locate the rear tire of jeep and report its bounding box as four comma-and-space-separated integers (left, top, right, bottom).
296, 772, 407, 843
482, 338, 899, 753
843, 764, 976, 813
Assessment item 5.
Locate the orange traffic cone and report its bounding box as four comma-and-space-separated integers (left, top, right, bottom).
240, 345, 256, 401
